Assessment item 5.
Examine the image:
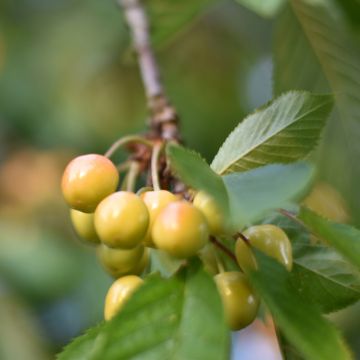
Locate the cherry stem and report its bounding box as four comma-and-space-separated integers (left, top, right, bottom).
212, 244, 225, 274
278, 208, 301, 223
104, 135, 153, 159
136, 186, 153, 196
210, 236, 237, 264
151, 142, 163, 191
126, 161, 141, 192
278, 208, 318, 243
116, 161, 131, 173
235, 232, 250, 244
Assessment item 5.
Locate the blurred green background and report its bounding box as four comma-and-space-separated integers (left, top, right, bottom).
0, 0, 359, 358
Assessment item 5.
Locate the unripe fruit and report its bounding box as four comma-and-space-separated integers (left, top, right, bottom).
235, 240, 257, 273
215, 272, 259, 331
132, 247, 150, 275
303, 182, 349, 223
104, 275, 143, 321
152, 201, 209, 258
193, 191, 226, 235
238, 225, 292, 271
199, 244, 219, 275
97, 244, 144, 278
70, 209, 100, 244
95, 191, 149, 249
62, 154, 119, 213
140, 190, 178, 247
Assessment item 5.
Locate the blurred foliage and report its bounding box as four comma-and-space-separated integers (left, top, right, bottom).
0, 294, 50, 360
0, 0, 359, 358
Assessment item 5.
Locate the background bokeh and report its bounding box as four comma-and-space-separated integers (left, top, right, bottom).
0, 0, 359, 359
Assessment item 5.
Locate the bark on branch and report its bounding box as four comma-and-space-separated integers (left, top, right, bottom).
119, 0, 180, 141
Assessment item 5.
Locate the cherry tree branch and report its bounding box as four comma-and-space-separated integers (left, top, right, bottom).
118, 0, 180, 141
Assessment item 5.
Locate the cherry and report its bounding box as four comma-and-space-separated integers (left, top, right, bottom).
94, 191, 149, 249
215, 271, 259, 331
70, 209, 100, 244
62, 154, 119, 213
236, 224, 293, 271
193, 191, 227, 235
140, 190, 178, 247
199, 244, 219, 275
152, 201, 209, 258
97, 244, 144, 278
104, 275, 143, 321
303, 182, 349, 223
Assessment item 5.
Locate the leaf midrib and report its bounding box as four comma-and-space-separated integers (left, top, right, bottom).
294, 260, 360, 292
217, 95, 330, 174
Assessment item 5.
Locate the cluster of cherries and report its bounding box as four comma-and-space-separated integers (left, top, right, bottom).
62, 153, 293, 331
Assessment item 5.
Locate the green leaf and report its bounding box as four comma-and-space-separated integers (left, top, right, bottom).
150, 249, 183, 278
235, 0, 285, 18
211, 91, 333, 175
223, 162, 314, 229
58, 261, 230, 360
147, 0, 217, 47
263, 212, 360, 312
101, 261, 229, 359
248, 251, 351, 360
57, 323, 105, 360
292, 243, 360, 313
273, 3, 329, 95
166, 143, 229, 216
299, 207, 360, 271
333, 0, 360, 26
273, 0, 360, 219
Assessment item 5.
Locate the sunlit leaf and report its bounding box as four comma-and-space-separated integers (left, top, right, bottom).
235, 0, 285, 18
150, 249, 183, 278
211, 91, 333, 175
58, 261, 230, 360
166, 143, 229, 217
57, 323, 105, 360
223, 162, 314, 229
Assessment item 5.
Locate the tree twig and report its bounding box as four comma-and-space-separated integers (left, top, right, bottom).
118, 0, 180, 141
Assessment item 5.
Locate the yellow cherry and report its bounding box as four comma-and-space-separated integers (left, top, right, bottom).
152, 201, 209, 258
132, 247, 150, 275
303, 182, 350, 223
94, 191, 149, 249
97, 244, 144, 278
104, 275, 143, 321
70, 209, 100, 244
193, 191, 227, 235
235, 239, 257, 273
199, 244, 219, 275
215, 271, 259, 331
62, 154, 119, 213
140, 190, 178, 247
241, 225, 293, 271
